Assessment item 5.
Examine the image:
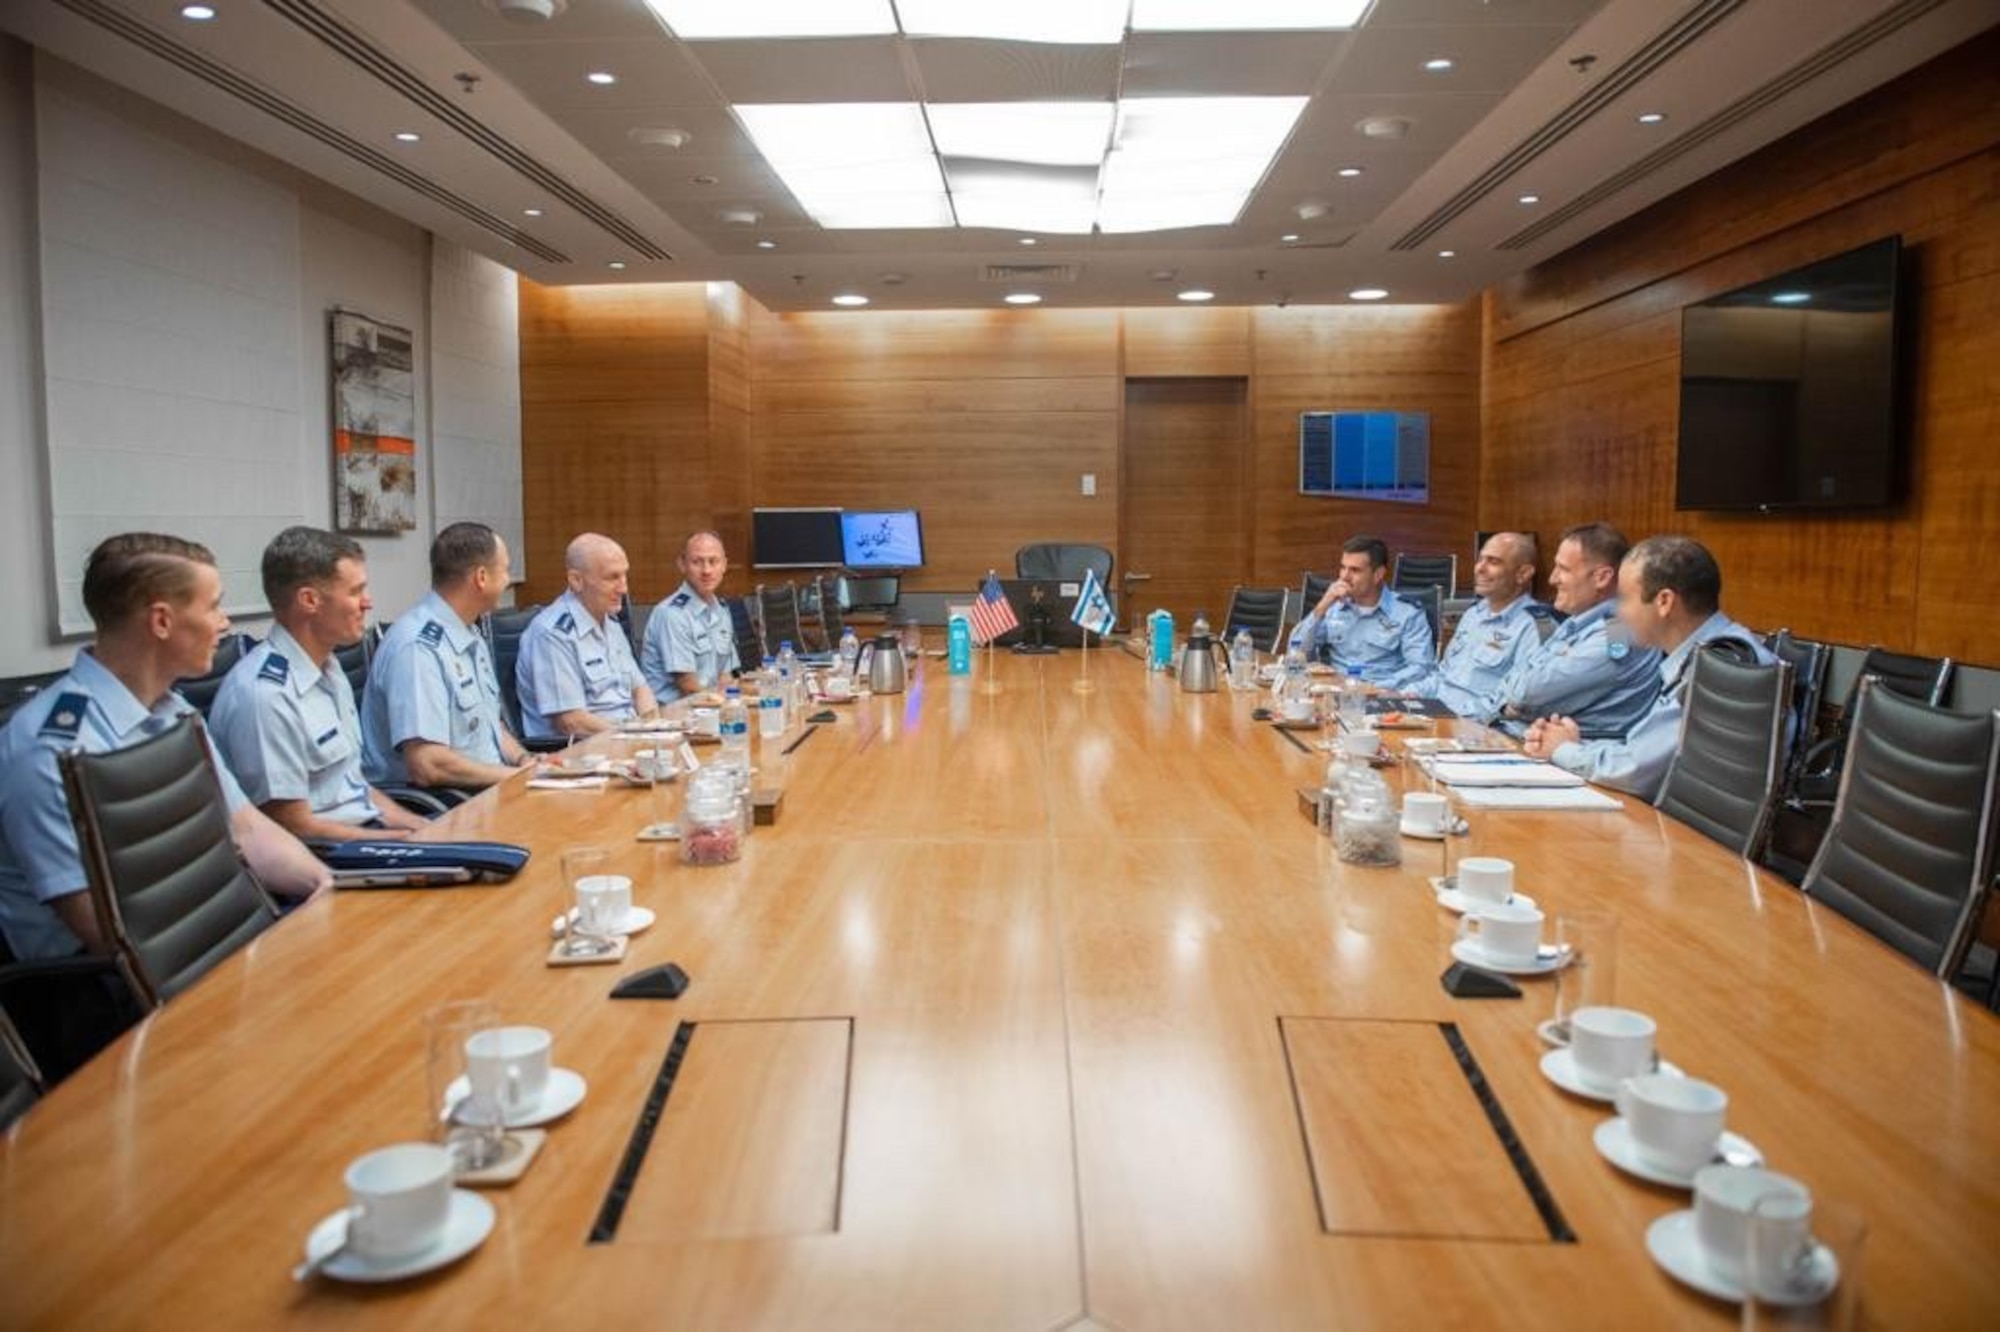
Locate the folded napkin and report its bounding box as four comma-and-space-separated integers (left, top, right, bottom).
527, 775, 609, 791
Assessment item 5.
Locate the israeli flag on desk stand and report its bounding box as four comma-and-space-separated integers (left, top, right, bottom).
1070, 567, 1115, 693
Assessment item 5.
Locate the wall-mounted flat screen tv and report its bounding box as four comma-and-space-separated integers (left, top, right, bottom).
752, 507, 844, 569
1676, 236, 1903, 511
1299, 411, 1430, 504
841, 510, 925, 569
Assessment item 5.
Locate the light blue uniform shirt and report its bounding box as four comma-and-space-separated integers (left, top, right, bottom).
1286, 586, 1436, 690
516, 590, 644, 741
210, 625, 376, 827
641, 581, 739, 702
362, 590, 508, 783
1551, 611, 1774, 802
1416, 596, 1545, 717
1495, 599, 1660, 738
0, 649, 248, 960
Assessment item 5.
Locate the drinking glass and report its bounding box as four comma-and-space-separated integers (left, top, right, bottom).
1743, 1195, 1865, 1331
559, 845, 612, 957
1551, 909, 1620, 1045
425, 999, 505, 1171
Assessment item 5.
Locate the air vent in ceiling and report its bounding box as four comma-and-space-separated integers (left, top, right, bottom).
980, 263, 1080, 283
52, 0, 571, 263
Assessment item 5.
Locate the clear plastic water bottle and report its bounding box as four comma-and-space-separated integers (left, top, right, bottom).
758, 681, 786, 737
1230, 629, 1256, 691
1278, 645, 1312, 719
837, 627, 860, 678
776, 640, 801, 715
720, 686, 750, 773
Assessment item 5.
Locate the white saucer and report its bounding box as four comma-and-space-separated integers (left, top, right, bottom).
1645, 1209, 1840, 1306
1401, 818, 1448, 841
1450, 938, 1571, 976
1436, 887, 1537, 916
445, 1067, 588, 1130
612, 906, 655, 936
1539, 1047, 1684, 1103
1593, 1116, 1764, 1188
302, 1189, 494, 1284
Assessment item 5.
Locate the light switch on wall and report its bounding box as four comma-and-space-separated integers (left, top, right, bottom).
1081, 473, 1097, 496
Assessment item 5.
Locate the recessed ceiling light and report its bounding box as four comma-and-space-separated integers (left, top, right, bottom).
1004, 293, 1042, 306
586, 71, 618, 86
1424, 57, 1456, 72
756, 239, 778, 250
1637, 111, 1667, 125
608, 261, 626, 270
831, 293, 870, 307
1770, 291, 1811, 305
522, 207, 544, 218
1518, 193, 1541, 205
393, 131, 421, 143
1437, 249, 1456, 258
1348, 288, 1388, 301
1177, 289, 1215, 303
1018, 237, 1039, 246
1336, 166, 1363, 178
179, 3, 217, 19
1281, 233, 1300, 243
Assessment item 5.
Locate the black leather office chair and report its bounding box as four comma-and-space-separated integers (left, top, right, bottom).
1223, 586, 1289, 655
59, 715, 279, 1008
625, 598, 656, 662
1656, 652, 1793, 859
0, 1007, 40, 1128
1401, 584, 1443, 656
1799, 679, 2000, 978
0, 669, 65, 728
757, 584, 805, 659
1768, 630, 1830, 797
727, 595, 764, 673
1794, 648, 1953, 807
812, 574, 846, 652
1392, 552, 1458, 599
482, 604, 562, 752
1299, 572, 1332, 613
1015, 543, 1113, 585
332, 635, 370, 706
172, 632, 250, 720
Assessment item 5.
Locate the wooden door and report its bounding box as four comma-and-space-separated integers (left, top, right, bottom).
1119, 377, 1250, 633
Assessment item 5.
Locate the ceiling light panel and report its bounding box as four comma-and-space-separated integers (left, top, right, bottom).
644, 0, 897, 40
737, 103, 951, 228
947, 162, 1099, 233
1098, 96, 1307, 232
896, 0, 1130, 44
1130, 0, 1371, 31
927, 102, 1115, 167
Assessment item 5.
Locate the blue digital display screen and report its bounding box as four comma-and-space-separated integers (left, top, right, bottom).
840, 510, 925, 568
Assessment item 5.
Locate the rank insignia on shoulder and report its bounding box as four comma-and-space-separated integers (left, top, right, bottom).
668, 592, 690, 607
418, 621, 445, 646
555, 611, 577, 634
257, 654, 290, 685
38, 693, 89, 739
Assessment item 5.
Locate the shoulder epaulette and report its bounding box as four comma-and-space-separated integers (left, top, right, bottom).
257, 654, 290, 685
37, 692, 89, 740
555, 611, 577, 634
418, 620, 445, 646
668, 591, 691, 607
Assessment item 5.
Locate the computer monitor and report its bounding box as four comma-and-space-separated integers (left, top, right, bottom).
753, 508, 844, 569
990, 578, 1115, 650
841, 510, 925, 569
842, 574, 900, 613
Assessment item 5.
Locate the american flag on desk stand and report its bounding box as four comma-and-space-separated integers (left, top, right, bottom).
969, 571, 1018, 643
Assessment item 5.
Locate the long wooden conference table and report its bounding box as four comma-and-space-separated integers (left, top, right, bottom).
2, 651, 1996, 1328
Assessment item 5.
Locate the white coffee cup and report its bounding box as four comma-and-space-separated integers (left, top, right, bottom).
689, 707, 721, 738
1569, 1006, 1657, 1091
344, 1142, 455, 1259
1402, 791, 1448, 834
575, 873, 632, 934
1281, 694, 1315, 722
632, 748, 668, 781
1455, 856, 1515, 904
824, 674, 854, 700
1693, 1165, 1812, 1288
1455, 900, 1543, 966
465, 1025, 552, 1115
1337, 729, 1382, 758
1616, 1071, 1726, 1175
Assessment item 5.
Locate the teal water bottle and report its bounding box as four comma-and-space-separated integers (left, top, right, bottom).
948, 615, 972, 675
1148, 609, 1174, 670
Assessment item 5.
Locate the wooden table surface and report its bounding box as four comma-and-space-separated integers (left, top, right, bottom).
3, 652, 1996, 1329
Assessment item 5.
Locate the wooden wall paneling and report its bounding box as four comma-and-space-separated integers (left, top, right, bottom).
519, 280, 713, 603
706, 281, 754, 594
1480, 29, 2000, 662
1122, 306, 1252, 378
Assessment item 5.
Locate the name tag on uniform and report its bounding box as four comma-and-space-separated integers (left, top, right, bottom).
315, 727, 339, 745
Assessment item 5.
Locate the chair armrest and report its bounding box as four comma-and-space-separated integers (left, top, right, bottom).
0, 954, 120, 993
375, 784, 464, 819
523, 736, 570, 754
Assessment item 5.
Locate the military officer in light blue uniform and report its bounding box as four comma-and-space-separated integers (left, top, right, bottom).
211, 528, 428, 843
641, 530, 740, 703
1490, 522, 1659, 738
364, 522, 531, 789
1525, 535, 1774, 801
0, 533, 329, 963
517, 532, 656, 740
1411, 531, 1545, 716
1287, 534, 1436, 690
